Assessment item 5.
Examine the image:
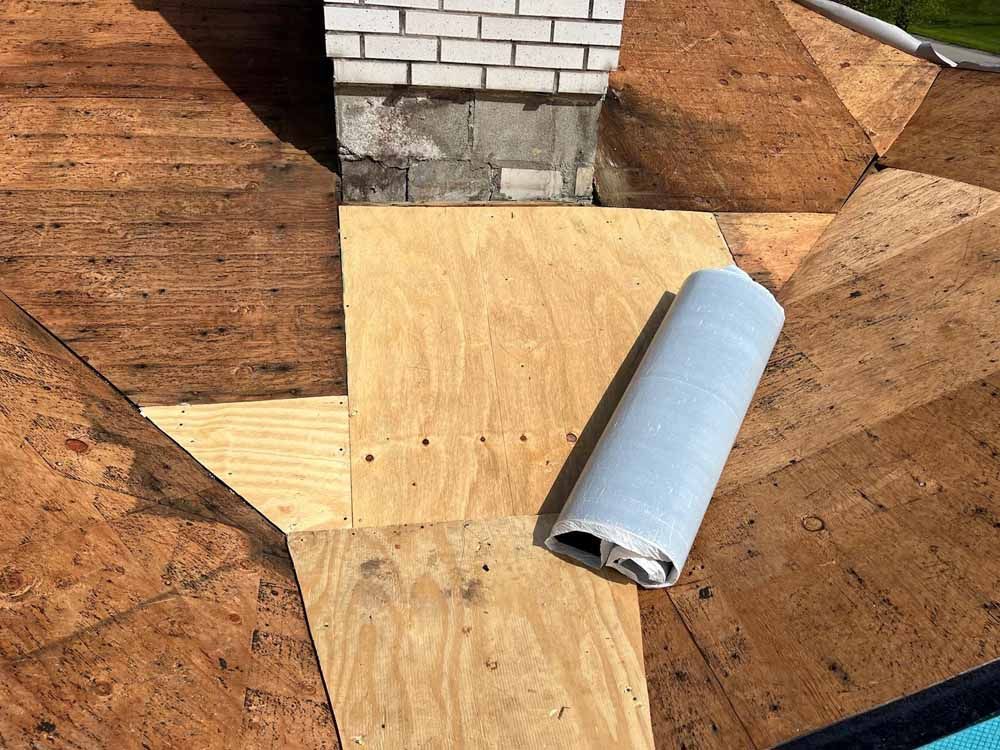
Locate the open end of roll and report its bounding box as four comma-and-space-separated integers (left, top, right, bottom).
549, 531, 603, 567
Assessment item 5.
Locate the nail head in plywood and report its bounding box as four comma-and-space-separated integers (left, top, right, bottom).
142, 396, 352, 533
340, 205, 733, 528
289, 514, 654, 750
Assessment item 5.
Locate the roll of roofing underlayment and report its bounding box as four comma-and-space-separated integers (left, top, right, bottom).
546, 265, 784, 588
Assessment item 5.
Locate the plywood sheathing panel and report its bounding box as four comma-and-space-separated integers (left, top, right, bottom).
341, 205, 733, 527
0, 0, 346, 406
142, 396, 352, 533
715, 212, 835, 293
0, 292, 337, 747
775, 0, 939, 154
289, 515, 654, 749
881, 69, 1000, 193
595, 0, 876, 212
639, 168, 1000, 748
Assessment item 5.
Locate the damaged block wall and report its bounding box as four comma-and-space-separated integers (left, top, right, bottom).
337, 87, 601, 202
324, 0, 622, 202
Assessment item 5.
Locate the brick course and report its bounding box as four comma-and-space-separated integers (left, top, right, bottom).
324, 0, 622, 94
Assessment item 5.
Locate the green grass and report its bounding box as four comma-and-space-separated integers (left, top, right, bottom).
844, 0, 1000, 54
909, 16, 1000, 55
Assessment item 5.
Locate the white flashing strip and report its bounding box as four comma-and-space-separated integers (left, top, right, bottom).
794, 0, 998, 72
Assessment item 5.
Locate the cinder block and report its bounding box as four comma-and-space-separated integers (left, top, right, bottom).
442, 39, 512, 66
405, 10, 479, 38
575, 165, 594, 196
412, 63, 484, 88
443, 0, 515, 14
326, 32, 361, 58
367, 0, 438, 8
473, 95, 601, 166
485, 67, 555, 93
558, 70, 608, 94
341, 158, 407, 202
409, 161, 494, 201
325, 5, 400, 33
518, 0, 589, 17
334, 59, 409, 84
552, 20, 621, 46
586, 46, 619, 70
336, 88, 472, 167
498, 168, 562, 200
591, 0, 626, 20
364, 34, 437, 61
515, 43, 584, 69
481, 16, 551, 42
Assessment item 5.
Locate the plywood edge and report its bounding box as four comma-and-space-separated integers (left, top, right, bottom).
289, 513, 654, 749
142, 395, 352, 534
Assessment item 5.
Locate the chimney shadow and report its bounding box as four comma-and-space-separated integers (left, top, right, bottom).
535, 289, 676, 519
132, 0, 338, 172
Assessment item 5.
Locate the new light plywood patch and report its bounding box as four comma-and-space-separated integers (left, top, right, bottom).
715, 212, 835, 293
289, 514, 653, 750
776, 0, 938, 154
340, 205, 733, 527
143, 396, 351, 533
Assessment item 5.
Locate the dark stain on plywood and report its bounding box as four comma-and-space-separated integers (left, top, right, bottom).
0, 290, 339, 747
0, 0, 346, 405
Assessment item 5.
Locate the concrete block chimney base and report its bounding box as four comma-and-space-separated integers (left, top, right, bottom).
335, 85, 602, 204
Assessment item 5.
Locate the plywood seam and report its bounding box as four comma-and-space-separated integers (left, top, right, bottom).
341, 228, 358, 530
878, 66, 942, 154
776, 0, 877, 156
666, 591, 760, 749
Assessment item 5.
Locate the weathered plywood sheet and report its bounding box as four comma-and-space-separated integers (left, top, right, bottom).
640, 168, 1000, 748
715, 212, 835, 293
0, 292, 337, 748
142, 396, 352, 533
596, 0, 876, 212
0, 0, 346, 405
881, 69, 1000, 192
289, 514, 653, 750
776, 0, 939, 154
342, 205, 732, 527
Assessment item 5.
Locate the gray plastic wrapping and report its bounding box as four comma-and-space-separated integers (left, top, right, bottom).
545, 265, 784, 588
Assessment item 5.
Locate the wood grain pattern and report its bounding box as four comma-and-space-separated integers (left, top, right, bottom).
881, 69, 1000, 193
715, 212, 835, 293
0, 0, 346, 405
341, 206, 732, 527
0, 291, 338, 748
289, 514, 653, 750
595, 0, 876, 212
775, 0, 939, 154
142, 396, 352, 533
640, 168, 1000, 748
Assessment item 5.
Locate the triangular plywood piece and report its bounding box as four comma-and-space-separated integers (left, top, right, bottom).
776, 0, 939, 154
0, 292, 337, 748
881, 69, 1000, 192
143, 396, 352, 533
715, 212, 835, 293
